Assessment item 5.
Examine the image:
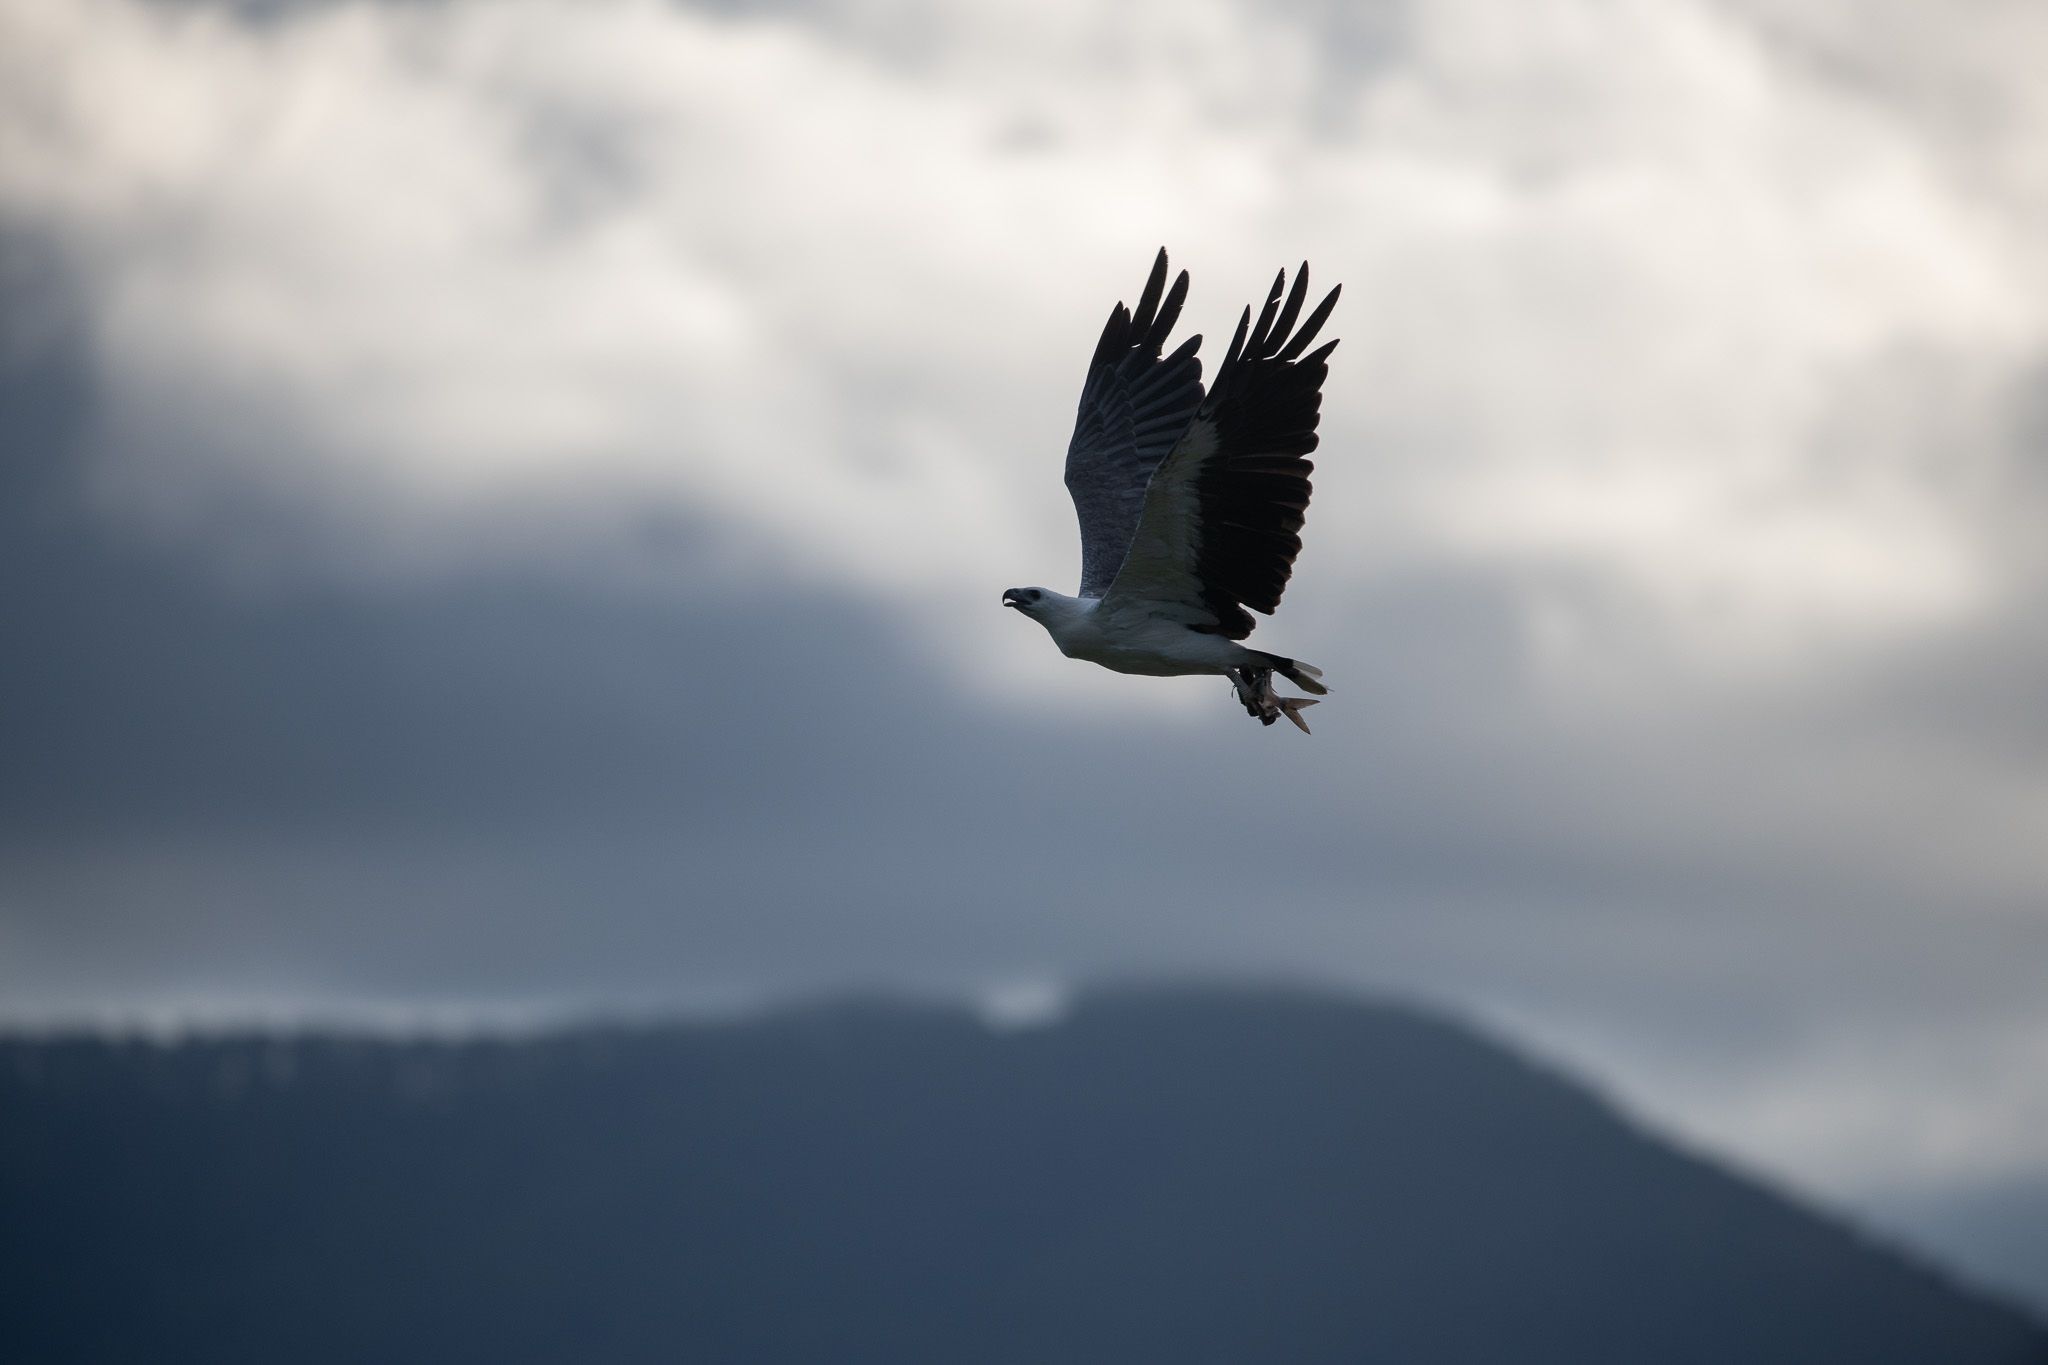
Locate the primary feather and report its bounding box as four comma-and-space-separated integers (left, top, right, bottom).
1063, 249, 1207, 598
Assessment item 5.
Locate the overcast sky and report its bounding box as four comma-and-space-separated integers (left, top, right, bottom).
4, 0, 2047, 1313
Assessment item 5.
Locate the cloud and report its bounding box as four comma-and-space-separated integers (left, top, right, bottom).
4, 0, 2048, 1307
5, 0, 2041, 662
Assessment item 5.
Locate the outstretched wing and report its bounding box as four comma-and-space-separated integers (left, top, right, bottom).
1103, 262, 1339, 639
1064, 249, 1206, 598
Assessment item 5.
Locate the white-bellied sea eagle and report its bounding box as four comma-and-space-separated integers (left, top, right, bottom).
1003, 249, 1339, 733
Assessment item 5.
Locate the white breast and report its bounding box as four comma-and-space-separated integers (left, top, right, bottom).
1044, 597, 1245, 678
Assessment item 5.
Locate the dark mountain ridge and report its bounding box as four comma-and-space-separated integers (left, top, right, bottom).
3, 987, 2043, 1363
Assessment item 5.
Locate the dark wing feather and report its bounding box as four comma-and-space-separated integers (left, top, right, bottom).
1104, 262, 1339, 638
1063, 248, 1205, 598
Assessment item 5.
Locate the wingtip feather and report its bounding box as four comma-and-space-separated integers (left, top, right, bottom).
1132, 250, 1169, 334
1277, 283, 1341, 362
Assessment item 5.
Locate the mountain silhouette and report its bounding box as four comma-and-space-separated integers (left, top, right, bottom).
3, 987, 2042, 1363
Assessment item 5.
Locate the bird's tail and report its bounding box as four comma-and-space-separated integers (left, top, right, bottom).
1252, 652, 1328, 696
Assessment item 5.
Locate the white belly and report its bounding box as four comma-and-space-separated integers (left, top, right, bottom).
1045, 600, 1249, 677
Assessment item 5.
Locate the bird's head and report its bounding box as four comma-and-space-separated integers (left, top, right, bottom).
1001, 586, 1050, 619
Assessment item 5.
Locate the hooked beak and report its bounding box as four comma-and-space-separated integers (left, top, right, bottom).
1001, 591, 1024, 610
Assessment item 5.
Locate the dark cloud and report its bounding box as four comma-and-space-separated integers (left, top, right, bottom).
6, 263, 2042, 1038
0, 258, 1685, 1014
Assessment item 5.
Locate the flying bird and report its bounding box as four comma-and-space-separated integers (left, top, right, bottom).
1003, 249, 1339, 732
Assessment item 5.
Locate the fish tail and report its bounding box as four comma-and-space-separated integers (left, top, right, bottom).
1279, 696, 1320, 734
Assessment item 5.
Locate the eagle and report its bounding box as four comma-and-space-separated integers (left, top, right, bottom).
1003, 248, 1339, 733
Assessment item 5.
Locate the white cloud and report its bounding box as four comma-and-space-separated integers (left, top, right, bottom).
4, 0, 2041, 668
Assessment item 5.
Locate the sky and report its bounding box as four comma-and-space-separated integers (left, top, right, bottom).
4, 0, 2048, 1314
